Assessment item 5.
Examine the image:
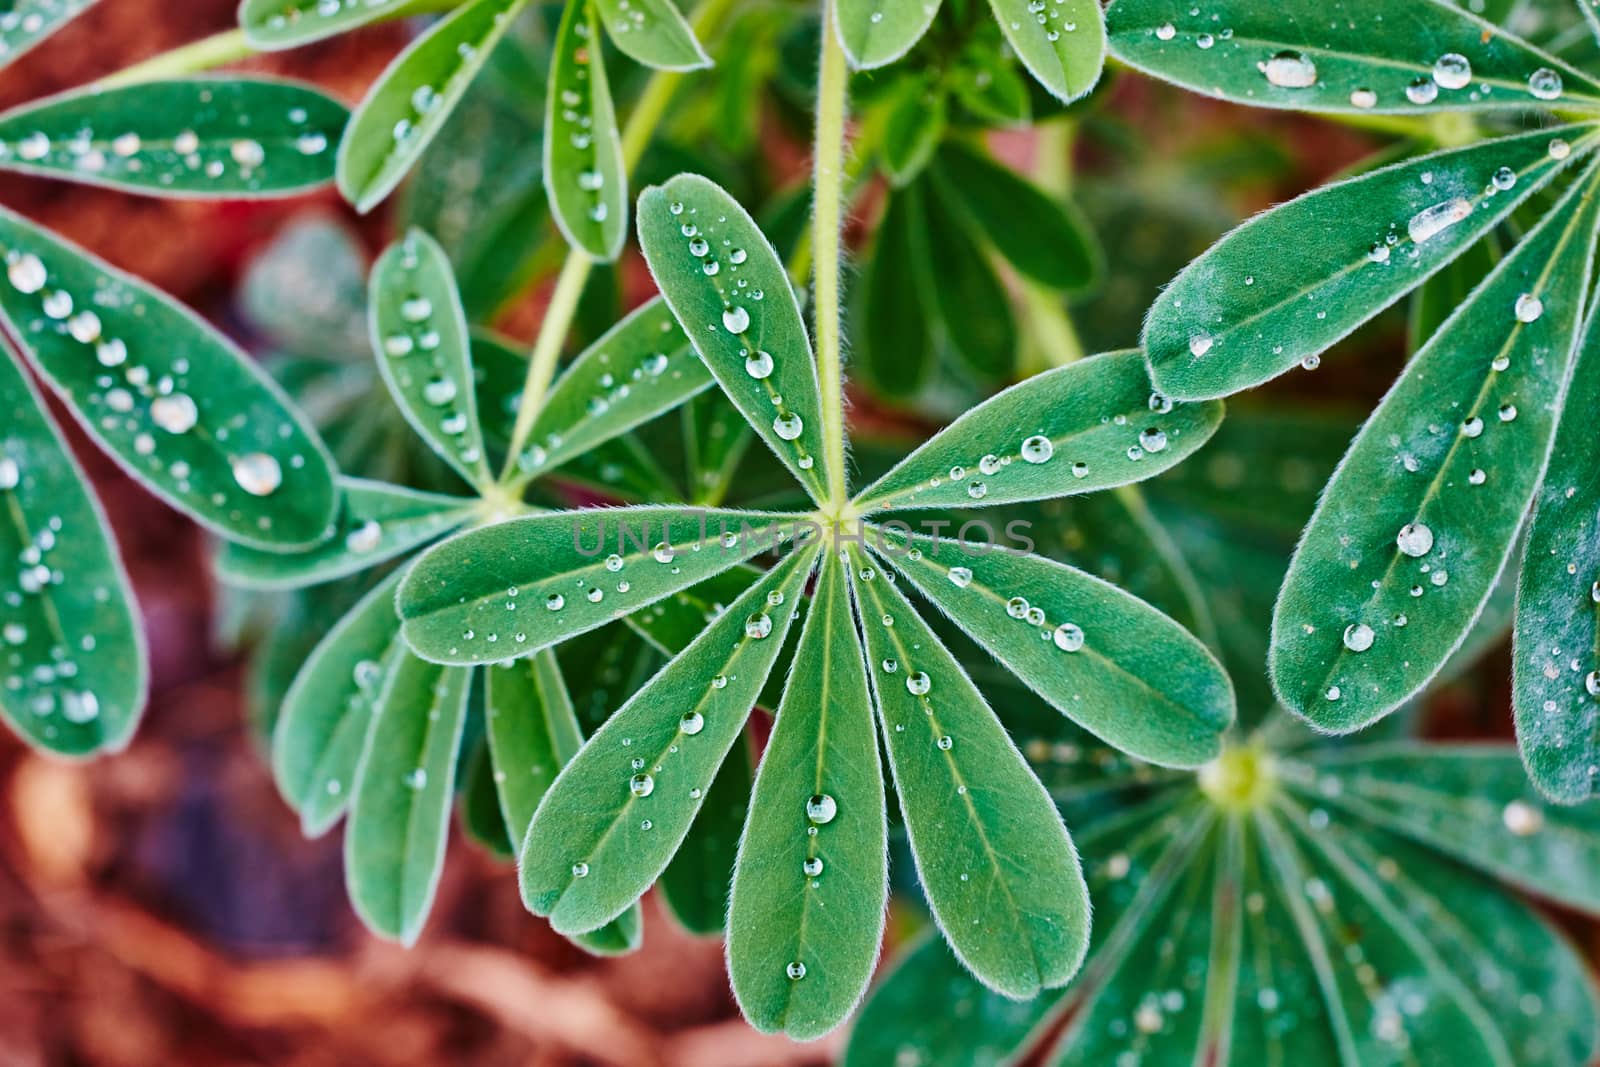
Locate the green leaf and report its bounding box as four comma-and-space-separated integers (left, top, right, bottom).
345, 651, 472, 945
1515, 314, 1600, 802
594, 0, 709, 70
872, 529, 1233, 766
949, 49, 1032, 126
337, 0, 531, 214
240, 0, 410, 48
1289, 745, 1600, 912
520, 546, 818, 934
657, 730, 750, 934
398, 506, 803, 664
485, 648, 582, 841
1143, 125, 1598, 400
847, 546, 1090, 999
933, 140, 1100, 291
0, 0, 97, 69
682, 389, 754, 505
1410, 232, 1501, 352
0, 348, 144, 756
0, 204, 337, 549
515, 296, 713, 479
1271, 164, 1600, 731
855, 186, 933, 402
241, 216, 369, 359
461, 731, 514, 858
546, 0, 628, 260
1108, 0, 1600, 114
369, 229, 492, 487
217, 478, 475, 591
637, 172, 833, 504
918, 176, 1016, 380
880, 80, 946, 187
487, 646, 644, 952
728, 554, 886, 1039
987, 0, 1105, 103
855, 351, 1223, 512
835, 0, 940, 68
273, 571, 404, 837
0, 78, 346, 197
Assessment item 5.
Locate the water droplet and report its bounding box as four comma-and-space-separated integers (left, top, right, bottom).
1461, 416, 1484, 438
1139, 427, 1168, 453
1396, 522, 1433, 557
1408, 198, 1472, 244
1491, 166, 1517, 192
1551, 138, 1573, 161
1502, 800, 1543, 835
1514, 293, 1544, 323
1432, 53, 1472, 90
232, 453, 282, 496
546, 593, 565, 611
1499, 403, 1518, 422
345, 520, 382, 553
1053, 623, 1085, 652
880, 658, 898, 673
1586, 670, 1600, 697
404, 768, 428, 790
423, 378, 458, 406
150, 393, 198, 434
806, 794, 837, 824
0, 456, 20, 491
1406, 77, 1439, 105
712, 674, 729, 690
936, 735, 953, 751
7, 253, 45, 294
787, 962, 807, 980
572, 862, 590, 877
773, 412, 803, 440
745, 350, 773, 378
1342, 623, 1375, 653
745, 613, 773, 640
605, 553, 624, 572
680, 711, 704, 735
1188, 333, 1214, 357
1021, 435, 1053, 464
803, 857, 823, 877
629, 773, 656, 798
1260, 50, 1317, 88
1006, 596, 1030, 619
722, 306, 750, 333
947, 567, 973, 588
1350, 88, 1377, 108
1528, 67, 1563, 101
1326, 685, 1342, 701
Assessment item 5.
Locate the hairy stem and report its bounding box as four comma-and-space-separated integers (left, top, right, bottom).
813, 1, 851, 511
501, 0, 737, 484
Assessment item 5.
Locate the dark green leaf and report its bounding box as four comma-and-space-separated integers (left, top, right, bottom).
918, 177, 1016, 380
871, 529, 1233, 766
855, 351, 1223, 512
933, 140, 1099, 291
637, 173, 834, 504
369, 229, 492, 486
398, 506, 803, 663
0, 205, 338, 549
855, 186, 932, 402
728, 554, 886, 1039
547, 0, 628, 259
880, 80, 946, 186
1143, 126, 1598, 400
217, 478, 474, 590
520, 546, 818, 935
1108, 0, 1600, 114
0, 348, 143, 755
657, 730, 750, 934
848, 547, 1090, 999
1272, 165, 1600, 731
337, 0, 530, 214
594, 0, 709, 70
515, 297, 713, 479
345, 652, 472, 945
0, 78, 346, 197
0, 0, 97, 69
273, 571, 404, 837
461, 731, 515, 858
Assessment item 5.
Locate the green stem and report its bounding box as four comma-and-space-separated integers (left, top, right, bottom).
500, 0, 738, 485
813, 1, 851, 512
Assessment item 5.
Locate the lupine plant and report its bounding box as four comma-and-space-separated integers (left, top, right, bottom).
21, 0, 1600, 1059
1109, 0, 1600, 803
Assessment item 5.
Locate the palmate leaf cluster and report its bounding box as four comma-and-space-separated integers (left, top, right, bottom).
13, 0, 1600, 1060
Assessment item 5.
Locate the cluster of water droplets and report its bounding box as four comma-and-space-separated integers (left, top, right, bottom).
3, 247, 308, 520
380, 237, 485, 473
258, 0, 394, 35
942, 560, 1088, 656
1004, 0, 1084, 45
0, 2, 97, 59
553, 13, 614, 229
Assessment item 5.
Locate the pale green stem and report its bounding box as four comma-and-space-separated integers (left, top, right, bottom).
813, 1, 851, 512
500, 0, 737, 484
96, 0, 463, 88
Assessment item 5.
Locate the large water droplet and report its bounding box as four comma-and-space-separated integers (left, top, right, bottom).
1260, 50, 1317, 88
744, 613, 773, 640
722, 306, 750, 333
1514, 293, 1544, 323
1528, 67, 1563, 101
906, 671, 931, 696
1396, 522, 1434, 557
806, 794, 837, 824
1342, 623, 1375, 653
1021, 435, 1053, 464
630, 772, 655, 797
1408, 198, 1472, 244
680, 711, 705, 735
773, 412, 803, 440
150, 393, 198, 434
232, 453, 282, 496
947, 567, 973, 588
1432, 53, 1472, 90
1053, 623, 1085, 652
745, 350, 774, 379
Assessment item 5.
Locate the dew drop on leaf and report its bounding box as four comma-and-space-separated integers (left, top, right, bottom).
805, 794, 837, 824
1432, 53, 1472, 90
1259, 50, 1317, 89
1396, 522, 1434, 557
1342, 623, 1375, 653
629, 773, 655, 797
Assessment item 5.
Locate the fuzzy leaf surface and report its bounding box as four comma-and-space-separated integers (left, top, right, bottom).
594, 0, 708, 70
849, 547, 1089, 999
0, 205, 337, 549
520, 547, 817, 934
638, 173, 833, 503
988, 0, 1105, 103
1144, 126, 1597, 400
1272, 165, 1600, 731
835, 0, 940, 68
0, 348, 143, 755
855, 351, 1222, 512
728, 554, 886, 1039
